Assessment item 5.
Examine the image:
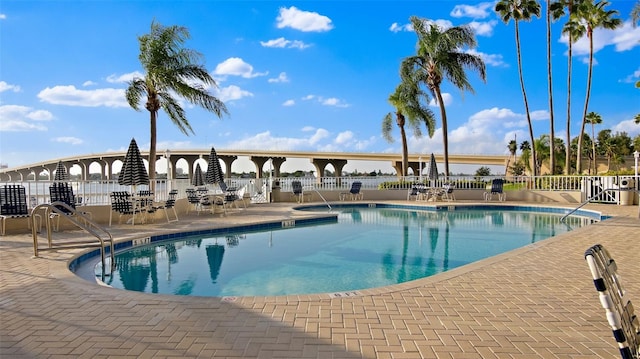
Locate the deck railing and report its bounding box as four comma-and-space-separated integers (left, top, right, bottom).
1, 175, 637, 206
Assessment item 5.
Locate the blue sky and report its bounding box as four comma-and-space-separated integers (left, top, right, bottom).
1, 0, 639, 175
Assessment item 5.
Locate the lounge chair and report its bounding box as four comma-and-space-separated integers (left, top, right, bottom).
49, 182, 92, 230
152, 190, 179, 223
407, 185, 420, 201
109, 191, 146, 225
349, 181, 363, 200
291, 180, 310, 203
584, 244, 639, 359
484, 179, 506, 201
0, 185, 40, 235
434, 183, 455, 202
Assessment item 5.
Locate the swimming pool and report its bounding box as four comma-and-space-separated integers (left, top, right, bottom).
78, 204, 598, 297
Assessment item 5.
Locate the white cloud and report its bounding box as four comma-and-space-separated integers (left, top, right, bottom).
301, 126, 315, 132
389, 22, 413, 33
450, 2, 494, 19
52, 136, 83, 145
260, 37, 310, 49
620, 67, 640, 83
612, 117, 640, 137
335, 131, 354, 145
321, 97, 349, 108
213, 57, 267, 79
276, 6, 333, 32
465, 49, 505, 67
106, 71, 144, 83
0, 81, 21, 93
268, 72, 289, 83
560, 21, 640, 57
82, 80, 97, 87
282, 99, 295, 106
530, 110, 550, 121
467, 20, 497, 36
212, 85, 253, 102
302, 94, 315, 100
611, 22, 640, 52
37, 85, 128, 107
0, 105, 53, 132
309, 128, 329, 144
429, 93, 453, 107
0, 14, 6, 20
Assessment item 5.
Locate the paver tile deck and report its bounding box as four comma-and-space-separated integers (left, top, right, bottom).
1, 201, 638, 358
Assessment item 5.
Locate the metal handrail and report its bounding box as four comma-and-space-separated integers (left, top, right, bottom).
560, 188, 638, 222
31, 202, 115, 276
304, 185, 332, 211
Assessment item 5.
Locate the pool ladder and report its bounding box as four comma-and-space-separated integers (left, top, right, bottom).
31, 202, 115, 277
304, 186, 332, 211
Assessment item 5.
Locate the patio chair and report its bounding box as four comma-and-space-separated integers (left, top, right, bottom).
291, 180, 304, 203
186, 188, 202, 213
0, 185, 41, 235
152, 190, 179, 223
484, 179, 506, 201
584, 244, 639, 359
349, 181, 363, 200
439, 183, 455, 201
48, 182, 92, 231
109, 191, 146, 226
407, 185, 420, 201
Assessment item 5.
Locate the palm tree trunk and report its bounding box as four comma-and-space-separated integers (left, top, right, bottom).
565, 0, 573, 175
515, 21, 537, 177
435, 88, 450, 178
547, 0, 556, 175
576, 31, 594, 174
149, 110, 157, 193
398, 113, 409, 176
591, 123, 597, 174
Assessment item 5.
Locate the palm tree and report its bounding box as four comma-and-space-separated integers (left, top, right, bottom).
401, 16, 486, 178
495, 0, 542, 176
382, 74, 436, 176
546, 0, 556, 175
572, 0, 621, 174
551, 0, 583, 175
126, 20, 228, 190
520, 140, 532, 174
585, 111, 602, 174
632, 0, 640, 26
506, 139, 518, 175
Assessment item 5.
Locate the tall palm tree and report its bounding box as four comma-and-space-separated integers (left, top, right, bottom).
506, 139, 518, 175
585, 111, 602, 174
382, 74, 436, 176
546, 0, 556, 175
126, 20, 228, 190
572, 0, 621, 174
495, 0, 542, 176
401, 16, 486, 178
520, 140, 532, 174
551, 0, 582, 175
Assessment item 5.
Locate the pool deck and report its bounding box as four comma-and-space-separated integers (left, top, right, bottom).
1, 201, 638, 358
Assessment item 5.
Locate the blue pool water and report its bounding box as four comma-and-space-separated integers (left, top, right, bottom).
94, 205, 596, 297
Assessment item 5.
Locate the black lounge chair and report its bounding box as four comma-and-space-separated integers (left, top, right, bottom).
0, 185, 39, 235
484, 179, 505, 201
585, 244, 639, 359
152, 190, 179, 223
349, 181, 363, 200
49, 182, 92, 231
290, 180, 310, 203
109, 191, 145, 225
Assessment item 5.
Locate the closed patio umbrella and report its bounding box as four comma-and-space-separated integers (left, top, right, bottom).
427, 153, 439, 187
205, 147, 225, 187
119, 138, 149, 190
192, 163, 205, 187
53, 160, 69, 182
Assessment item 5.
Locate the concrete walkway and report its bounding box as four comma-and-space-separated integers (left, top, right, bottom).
1, 201, 638, 358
